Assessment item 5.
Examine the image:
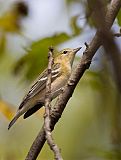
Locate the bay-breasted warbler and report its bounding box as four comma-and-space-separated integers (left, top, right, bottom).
8, 47, 81, 129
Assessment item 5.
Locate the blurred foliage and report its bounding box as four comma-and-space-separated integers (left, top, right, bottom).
14, 33, 71, 80
0, 1, 28, 33
0, 100, 15, 120
84, 0, 109, 28
85, 0, 121, 29
13, 15, 82, 81
117, 9, 121, 26
0, 33, 6, 55
70, 15, 82, 36
0, 1, 28, 54
66, 0, 81, 4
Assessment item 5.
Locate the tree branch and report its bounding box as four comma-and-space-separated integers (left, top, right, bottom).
89, 0, 121, 91
25, 0, 121, 159
44, 47, 63, 160
92, 0, 121, 154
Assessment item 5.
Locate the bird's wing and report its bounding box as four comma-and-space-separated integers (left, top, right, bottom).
19, 63, 61, 109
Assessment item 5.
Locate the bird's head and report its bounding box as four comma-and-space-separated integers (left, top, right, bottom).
54, 47, 81, 66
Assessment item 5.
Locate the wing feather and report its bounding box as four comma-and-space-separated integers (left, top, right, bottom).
19, 63, 60, 109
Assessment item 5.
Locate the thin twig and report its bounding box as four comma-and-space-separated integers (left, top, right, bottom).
25, 1, 121, 160
44, 47, 63, 160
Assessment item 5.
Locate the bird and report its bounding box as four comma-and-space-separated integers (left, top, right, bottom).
8, 47, 81, 130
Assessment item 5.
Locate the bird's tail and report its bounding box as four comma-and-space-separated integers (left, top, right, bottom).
8, 112, 20, 130
23, 103, 43, 119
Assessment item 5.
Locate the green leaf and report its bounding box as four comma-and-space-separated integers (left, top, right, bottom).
70, 15, 82, 36
81, 71, 104, 91
66, 0, 81, 4
117, 9, 121, 26
14, 33, 71, 80
0, 33, 6, 55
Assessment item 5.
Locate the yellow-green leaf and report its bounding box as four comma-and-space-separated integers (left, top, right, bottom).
117, 9, 121, 26
0, 100, 15, 120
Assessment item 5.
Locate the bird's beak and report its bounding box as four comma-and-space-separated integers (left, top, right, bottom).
73, 47, 82, 54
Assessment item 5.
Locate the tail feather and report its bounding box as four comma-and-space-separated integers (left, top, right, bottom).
8, 111, 22, 130
8, 103, 43, 129
8, 116, 19, 130
24, 103, 43, 119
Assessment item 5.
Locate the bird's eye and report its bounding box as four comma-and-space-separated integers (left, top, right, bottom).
63, 50, 68, 54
